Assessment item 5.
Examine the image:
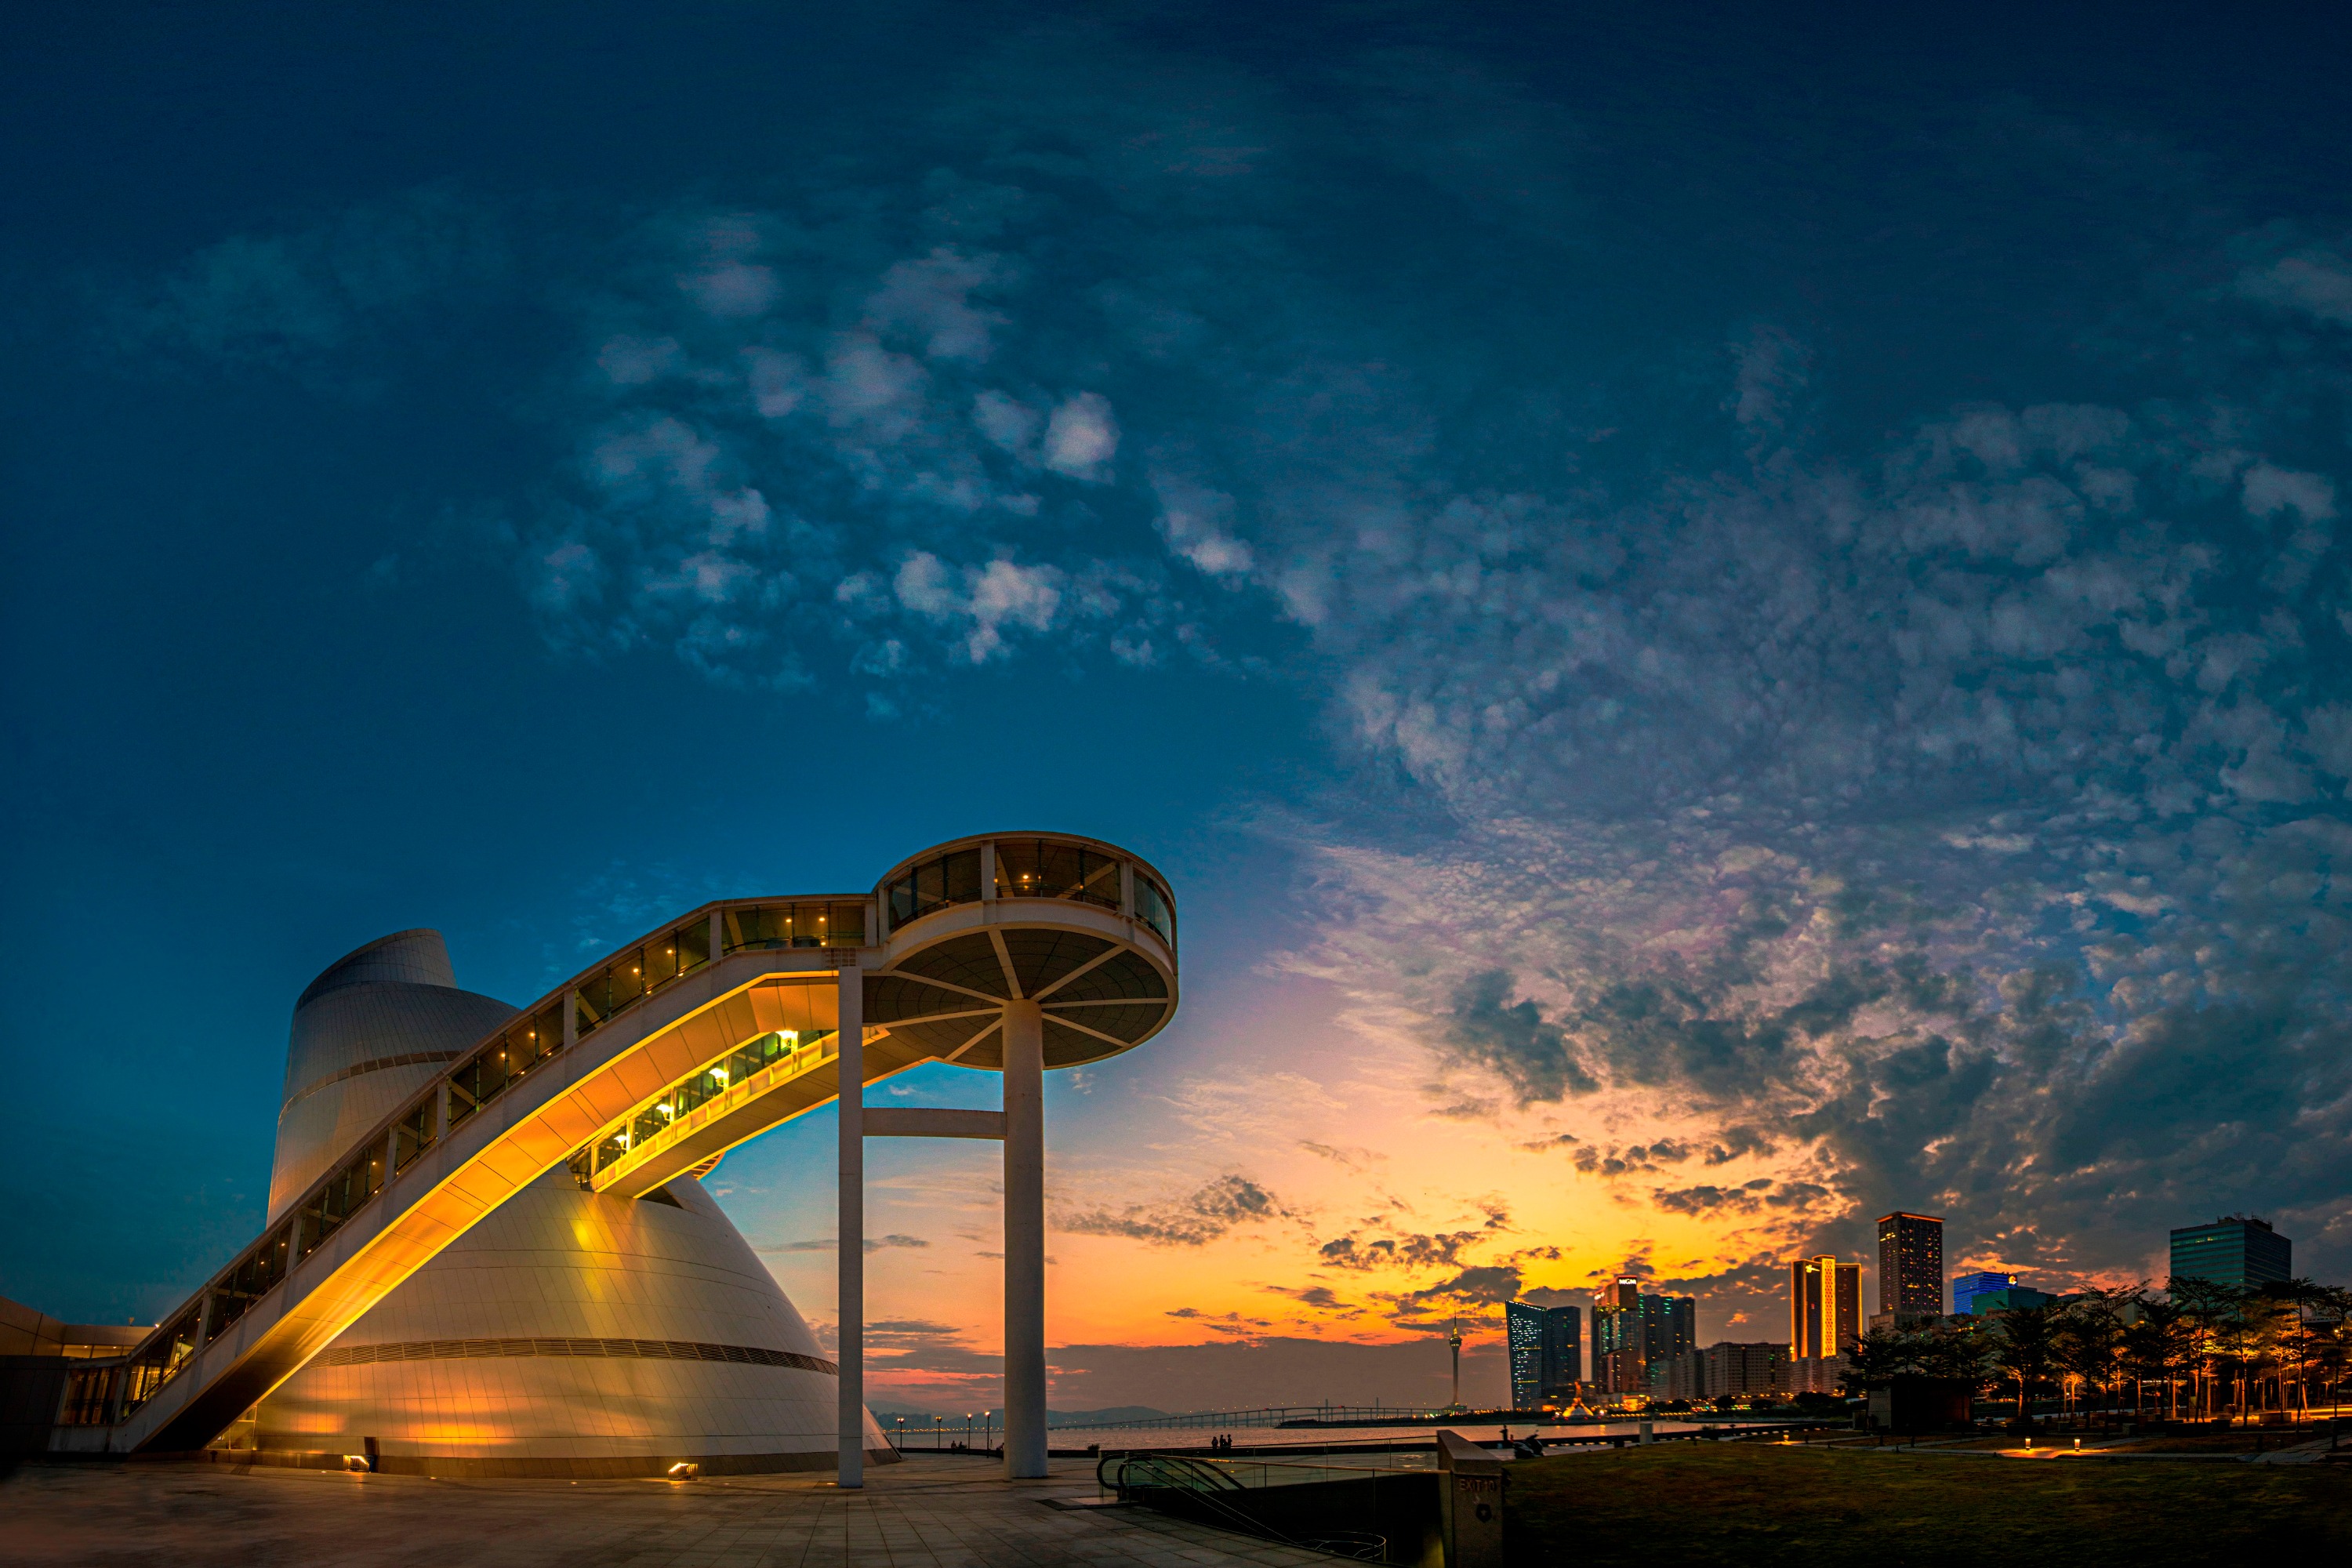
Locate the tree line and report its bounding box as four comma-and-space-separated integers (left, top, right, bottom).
1838, 1278, 2351, 1424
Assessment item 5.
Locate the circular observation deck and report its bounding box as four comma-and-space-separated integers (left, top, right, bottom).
863, 832, 1178, 1071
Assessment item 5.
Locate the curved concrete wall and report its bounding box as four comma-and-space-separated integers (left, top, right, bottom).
250, 932, 885, 1475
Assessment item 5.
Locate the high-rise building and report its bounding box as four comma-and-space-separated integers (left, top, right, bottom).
1505, 1301, 1582, 1408
1661, 1348, 1707, 1403
1544, 1305, 1582, 1394
1951, 1271, 2014, 1316
2169, 1216, 2292, 1288
1877, 1213, 1945, 1316
1594, 1276, 1644, 1394
1788, 1256, 1861, 1359
1701, 1341, 1789, 1399
1592, 1279, 1693, 1396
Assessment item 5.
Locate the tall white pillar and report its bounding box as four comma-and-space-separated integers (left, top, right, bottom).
837, 961, 865, 1489
1002, 1000, 1047, 1478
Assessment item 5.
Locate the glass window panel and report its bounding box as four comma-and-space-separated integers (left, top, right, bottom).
943, 848, 981, 904
645, 931, 681, 989
996, 840, 1121, 906
1134, 873, 1175, 944
828, 901, 867, 946
677, 916, 710, 971
574, 982, 606, 1036
394, 1099, 435, 1171
612, 947, 647, 1008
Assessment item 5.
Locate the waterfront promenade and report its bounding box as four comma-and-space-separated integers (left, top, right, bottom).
0, 1453, 1336, 1568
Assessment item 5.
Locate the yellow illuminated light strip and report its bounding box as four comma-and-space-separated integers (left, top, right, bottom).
590, 1031, 838, 1188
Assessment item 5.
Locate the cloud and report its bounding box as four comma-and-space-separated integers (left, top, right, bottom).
1060, 1174, 1294, 1247
112, 186, 503, 380
2238, 249, 2352, 325
1040, 392, 1120, 479
760, 1233, 930, 1254
1441, 971, 1597, 1103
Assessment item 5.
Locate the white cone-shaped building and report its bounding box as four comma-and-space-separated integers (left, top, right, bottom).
247, 931, 888, 1477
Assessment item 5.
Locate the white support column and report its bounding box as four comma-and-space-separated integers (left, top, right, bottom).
836, 960, 866, 1489
1002, 999, 1047, 1479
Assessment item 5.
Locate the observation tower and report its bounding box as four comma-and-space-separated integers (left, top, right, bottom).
42, 833, 1178, 1485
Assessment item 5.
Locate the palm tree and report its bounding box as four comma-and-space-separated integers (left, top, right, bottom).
1993, 1303, 2061, 1423
2168, 1276, 2245, 1424
2056, 1289, 2129, 1427
1925, 1315, 1995, 1415
2120, 1297, 2182, 1424
2307, 1286, 2352, 1423
1841, 1327, 1925, 1396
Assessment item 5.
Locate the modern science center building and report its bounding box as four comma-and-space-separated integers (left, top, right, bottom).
2, 833, 1178, 1479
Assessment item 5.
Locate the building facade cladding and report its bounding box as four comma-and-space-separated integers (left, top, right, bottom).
2169, 1216, 2293, 1288
1788, 1257, 1861, 1360
1877, 1213, 1945, 1316
246, 931, 886, 1477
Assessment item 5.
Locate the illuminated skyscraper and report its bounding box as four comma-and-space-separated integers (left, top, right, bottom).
1593, 1279, 1693, 1397
1876, 1213, 1945, 1316
1504, 1301, 1581, 1408
1788, 1256, 1861, 1359
1594, 1277, 1643, 1394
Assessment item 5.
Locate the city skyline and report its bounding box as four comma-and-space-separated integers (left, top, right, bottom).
7, 3, 2352, 1418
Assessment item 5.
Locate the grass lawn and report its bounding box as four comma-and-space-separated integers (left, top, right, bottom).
1506, 1444, 2349, 1563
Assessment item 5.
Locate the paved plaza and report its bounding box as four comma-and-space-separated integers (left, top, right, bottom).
0, 1453, 1338, 1567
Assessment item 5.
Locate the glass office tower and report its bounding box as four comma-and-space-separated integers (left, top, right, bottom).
1505, 1301, 1581, 1408
2169, 1216, 2292, 1288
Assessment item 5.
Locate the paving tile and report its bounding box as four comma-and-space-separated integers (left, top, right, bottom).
0, 1454, 1352, 1568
